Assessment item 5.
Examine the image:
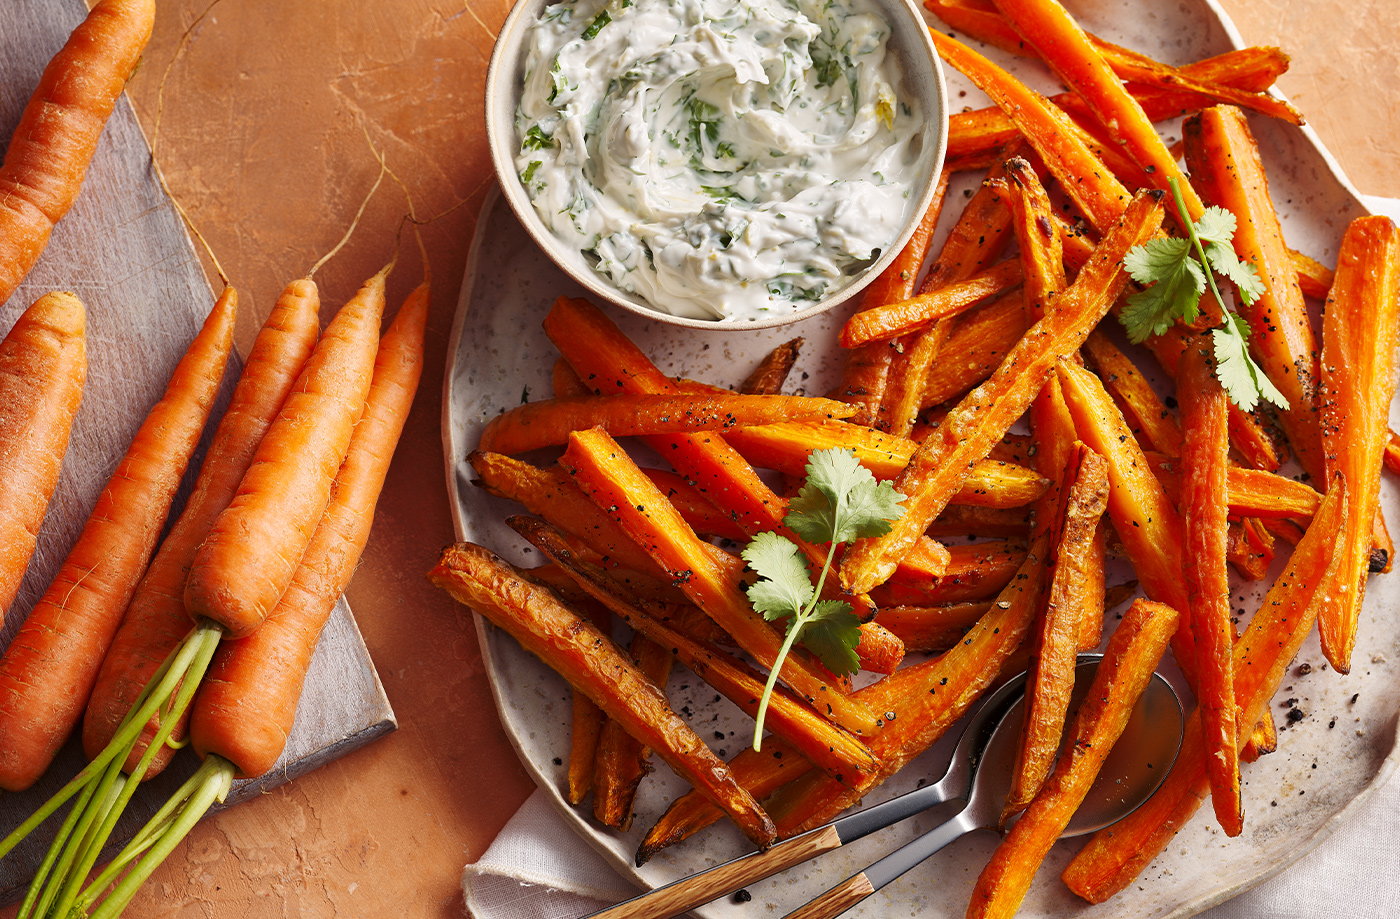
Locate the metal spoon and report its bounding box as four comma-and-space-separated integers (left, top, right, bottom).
586, 656, 1183, 919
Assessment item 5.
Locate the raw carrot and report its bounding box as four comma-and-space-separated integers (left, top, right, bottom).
191, 282, 426, 778
186, 267, 387, 638
0, 287, 234, 792
0, 0, 155, 306
82, 279, 321, 774
0, 291, 86, 618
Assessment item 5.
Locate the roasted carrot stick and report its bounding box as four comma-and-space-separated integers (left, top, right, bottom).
1062, 486, 1348, 903
873, 540, 1027, 608
0, 0, 155, 306
968, 599, 1179, 919
920, 290, 1031, 408
0, 288, 234, 792
477, 392, 855, 455
1184, 105, 1321, 477
840, 189, 1163, 595
1178, 343, 1241, 835
1315, 216, 1400, 673
83, 280, 320, 776
561, 428, 878, 734
841, 260, 1023, 348
433, 543, 778, 850
1082, 332, 1183, 456
592, 632, 673, 830
0, 291, 86, 618
567, 690, 604, 806
741, 338, 803, 396
875, 602, 990, 652
187, 268, 386, 638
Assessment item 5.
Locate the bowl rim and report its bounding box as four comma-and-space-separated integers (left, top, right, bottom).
484, 0, 950, 331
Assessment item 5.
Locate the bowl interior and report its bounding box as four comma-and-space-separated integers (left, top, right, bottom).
485, 0, 949, 331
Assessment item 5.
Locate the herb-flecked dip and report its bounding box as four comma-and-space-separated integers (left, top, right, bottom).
515, 0, 931, 321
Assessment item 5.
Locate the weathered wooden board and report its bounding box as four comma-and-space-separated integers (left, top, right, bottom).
0, 0, 395, 903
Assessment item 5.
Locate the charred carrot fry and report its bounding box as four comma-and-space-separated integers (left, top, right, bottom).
840, 190, 1163, 595
433, 543, 778, 851
0, 288, 233, 792
593, 634, 673, 829
831, 344, 894, 429
741, 338, 804, 396
478, 392, 855, 456
1003, 443, 1109, 821
0, 292, 86, 619
1062, 486, 1348, 903
83, 280, 320, 776
561, 428, 878, 734
1184, 105, 1322, 477
1315, 216, 1400, 673
0, 0, 155, 306
567, 690, 604, 806
873, 540, 1027, 608
968, 599, 1179, 919
188, 268, 387, 638
1178, 344, 1242, 835
513, 517, 881, 782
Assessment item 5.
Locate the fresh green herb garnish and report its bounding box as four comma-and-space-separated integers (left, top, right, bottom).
581, 9, 611, 39
742, 448, 905, 750
1120, 177, 1284, 411
521, 125, 555, 152
521, 160, 542, 184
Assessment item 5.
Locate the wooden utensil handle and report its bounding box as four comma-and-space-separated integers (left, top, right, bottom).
781, 872, 877, 919
587, 825, 843, 919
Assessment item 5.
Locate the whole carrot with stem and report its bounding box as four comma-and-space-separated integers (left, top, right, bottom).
0, 0, 155, 306
0, 291, 86, 619
0, 286, 235, 793
82, 279, 321, 776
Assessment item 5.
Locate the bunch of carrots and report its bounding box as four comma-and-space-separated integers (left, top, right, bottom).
0, 1, 429, 916
429, 0, 1399, 915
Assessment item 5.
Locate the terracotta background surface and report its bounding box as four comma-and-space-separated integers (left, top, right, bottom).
7, 1, 1400, 916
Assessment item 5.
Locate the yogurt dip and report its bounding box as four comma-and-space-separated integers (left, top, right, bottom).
515, 0, 931, 321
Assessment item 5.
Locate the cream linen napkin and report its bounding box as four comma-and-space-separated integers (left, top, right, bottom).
462, 195, 1400, 919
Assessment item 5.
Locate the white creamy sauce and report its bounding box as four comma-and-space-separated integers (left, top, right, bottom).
515, 0, 929, 321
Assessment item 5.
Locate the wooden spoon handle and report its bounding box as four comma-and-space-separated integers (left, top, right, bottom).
781, 872, 877, 919
587, 825, 843, 919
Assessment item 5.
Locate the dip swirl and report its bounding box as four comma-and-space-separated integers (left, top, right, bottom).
515, 0, 930, 321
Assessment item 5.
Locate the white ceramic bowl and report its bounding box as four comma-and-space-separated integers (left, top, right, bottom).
485, 0, 949, 331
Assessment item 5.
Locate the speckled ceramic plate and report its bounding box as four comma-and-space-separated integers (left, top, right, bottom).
442, 2, 1400, 916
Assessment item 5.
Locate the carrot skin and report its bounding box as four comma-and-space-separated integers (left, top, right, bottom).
0, 291, 86, 619
190, 283, 426, 778
187, 269, 387, 638
83, 280, 321, 773
0, 287, 234, 791
0, 0, 155, 306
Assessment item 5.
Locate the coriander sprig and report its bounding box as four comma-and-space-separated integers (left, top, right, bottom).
1120, 177, 1287, 411
742, 448, 905, 751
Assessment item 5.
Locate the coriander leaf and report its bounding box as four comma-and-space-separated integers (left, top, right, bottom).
581, 9, 610, 39
797, 600, 861, 677
1119, 242, 1205, 343
1202, 239, 1266, 306
1212, 313, 1289, 411
741, 531, 813, 620
520, 125, 555, 152
1193, 206, 1237, 246
786, 448, 905, 545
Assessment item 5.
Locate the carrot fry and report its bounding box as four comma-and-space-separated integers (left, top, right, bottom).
741, 338, 804, 396
560, 428, 878, 734
1082, 332, 1183, 456
873, 541, 1027, 608
513, 517, 882, 782
83, 280, 320, 776
831, 344, 894, 429
641, 467, 750, 543
1003, 443, 1109, 820
430, 543, 777, 850
1178, 344, 1242, 835
876, 603, 990, 652
921, 291, 1031, 408
478, 392, 855, 456
840, 189, 1164, 595
1227, 518, 1276, 582
0, 292, 86, 619
1062, 486, 1349, 903
1145, 454, 1322, 520
968, 599, 1179, 919
187, 267, 386, 638
852, 621, 905, 675
1387, 429, 1400, 477
191, 282, 426, 781
927, 505, 1032, 539
1315, 216, 1400, 672
725, 421, 1048, 508
840, 260, 1023, 348
0, 288, 233, 792
567, 692, 604, 806
0, 0, 155, 306
552, 358, 590, 399
594, 634, 673, 829
1184, 105, 1322, 477
1292, 250, 1334, 300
